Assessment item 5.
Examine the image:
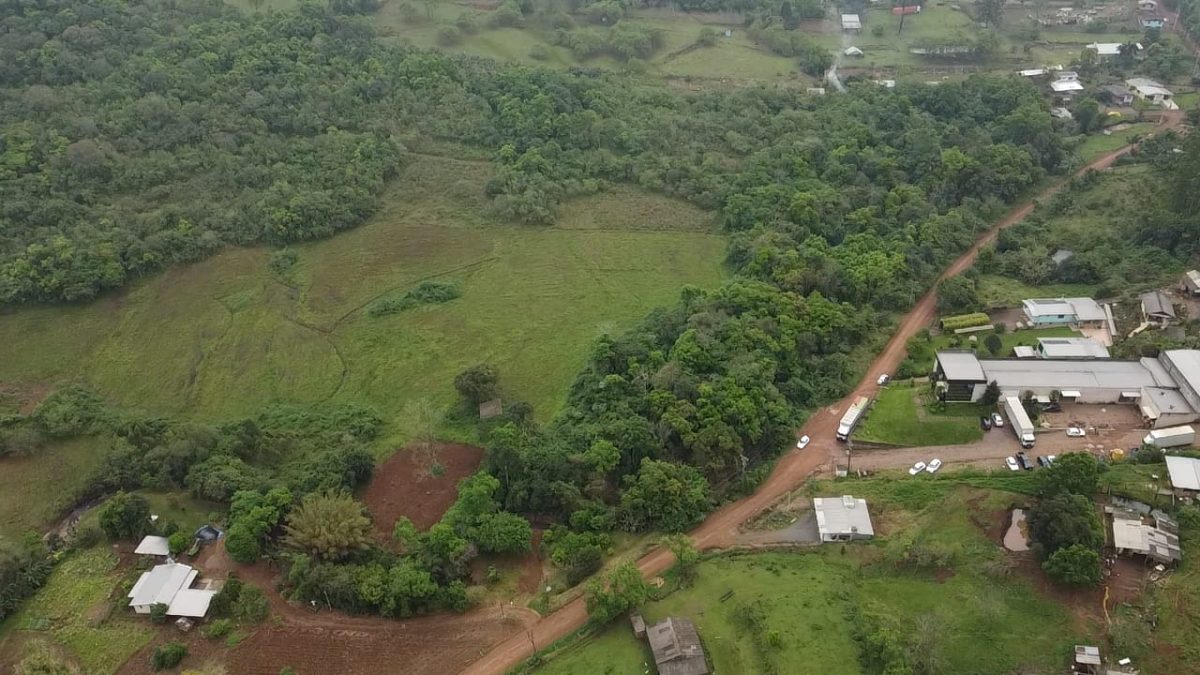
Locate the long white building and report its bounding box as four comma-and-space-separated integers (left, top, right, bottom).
934, 349, 1200, 428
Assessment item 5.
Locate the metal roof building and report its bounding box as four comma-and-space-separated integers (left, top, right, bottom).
1036, 337, 1110, 359
1141, 291, 1177, 323
134, 535, 171, 557
127, 563, 216, 618
1021, 297, 1106, 325
646, 617, 709, 675
1110, 509, 1181, 564
841, 13, 862, 30
814, 495, 874, 542
1166, 455, 1200, 492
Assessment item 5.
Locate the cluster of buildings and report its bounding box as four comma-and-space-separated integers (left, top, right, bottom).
935, 293, 1200, 429
126, 528, 224, 623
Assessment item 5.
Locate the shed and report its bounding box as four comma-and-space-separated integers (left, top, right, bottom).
843, 46, 864, 57
134, 535, 171, 557
841, 13, 862, 31
1088, 42, 1122, 57
1183, 270, 1200, 296
1036, 337, 1110, 359
814, 495, 874, 542
646, 617, 709, 675
1165, 455, 1200, 492
1018, 68, 1047, 77
1075, 645, 1102, 674
1050, 79, 1084, 93
1101, 84, 1135, 105
194, 525, 223, 543
1014, 346, 1037, 358
479, 398, 503, 420
1141, 290, 1177, 324
1141, 17, 1165, 28
631, 613, 647, 639
1109, 509, 1181, 564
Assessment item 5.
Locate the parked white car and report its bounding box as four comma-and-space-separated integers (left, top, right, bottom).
1066, 426, 1086, 438
1005, 456, 1020, 471
877, 374, 891, 386
796, 435, 811, 449
992, 412, 1005, 427
926, 458, 943, 474
1047, 455, 1057, 465
909, 461, 927, 475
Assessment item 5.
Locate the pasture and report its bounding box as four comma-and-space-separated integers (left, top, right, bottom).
0, 157, 727, 450
855, 380, 984, 447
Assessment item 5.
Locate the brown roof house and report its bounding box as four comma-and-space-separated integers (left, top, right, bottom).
643, 616, 709, 675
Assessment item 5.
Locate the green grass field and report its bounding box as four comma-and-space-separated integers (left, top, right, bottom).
0, 157, 727, 451
0, 437, 108, 541
0, 548, 153, 674
855, 380, 983, 446
1074, 122, 1158, 163
975, 276, 1100, 308
932, 325, 1082, 355
533, 486, 1078, 675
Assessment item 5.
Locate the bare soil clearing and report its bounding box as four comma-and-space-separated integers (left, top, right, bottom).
361, 443, 485, 539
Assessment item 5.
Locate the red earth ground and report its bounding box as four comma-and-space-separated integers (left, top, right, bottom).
361, 442, 484, 540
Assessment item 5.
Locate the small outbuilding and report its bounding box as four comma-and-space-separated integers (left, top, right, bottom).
1139, 0, 1158, 10
1141, 290, 1177, 325
1109, 508, 1181, 565
1183, 270, 1200, 296
1141, 16, 1165, 28
1036, 337, 1110, 359
843, 46, 864, 57
814, 495, 874, 542
134, 535, 171, 557
1101, 84, 1135, 106
1166, 455, 1200, 495
841, 13, 862, 31
645, 617, 709, 675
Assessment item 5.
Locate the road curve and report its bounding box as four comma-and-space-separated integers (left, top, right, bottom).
459, 111, 1184, 675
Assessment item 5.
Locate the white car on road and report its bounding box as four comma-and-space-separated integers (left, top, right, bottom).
926, 458, 943, 474
796, 435, 810, 449
1005, 456, 1020, 471
992, 412, 1005, 427
908, 461, 927, 475
877, 374, 890, 386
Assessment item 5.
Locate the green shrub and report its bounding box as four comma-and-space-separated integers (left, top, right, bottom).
209, 577, 243, 618
235, 585, 270, 623
367, 280, 461, 316
151, 642, 187, 670
167, 532, 189, 555
202, 618, 233, 639
437, 26, 462, 47
149, 602, 168, 624
939, 312, 991, 330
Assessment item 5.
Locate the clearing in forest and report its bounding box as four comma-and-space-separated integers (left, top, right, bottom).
0, 156, 727, 448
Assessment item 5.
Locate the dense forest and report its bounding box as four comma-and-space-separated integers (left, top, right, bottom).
0, 0, 1076, 619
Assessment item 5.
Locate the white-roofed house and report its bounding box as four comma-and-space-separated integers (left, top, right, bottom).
814, 495, 874, 542
1021, 297, 1107, 328
1126, 77, 1173, 105
127, 562, 217, 618
1141, 290, 1177, 325
133, 535, 171, 557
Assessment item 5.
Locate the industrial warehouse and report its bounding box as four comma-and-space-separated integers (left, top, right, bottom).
934, 348, 1200, 428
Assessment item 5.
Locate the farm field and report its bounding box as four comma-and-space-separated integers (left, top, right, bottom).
0, 156, 727, 450
533, 485, 1080, 675
0, 548, 154, 674
855, 380, 984, 447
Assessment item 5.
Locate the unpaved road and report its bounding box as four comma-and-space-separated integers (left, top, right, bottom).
459, 111, 1185, 675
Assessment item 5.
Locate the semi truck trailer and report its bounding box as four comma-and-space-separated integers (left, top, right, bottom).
836, 396, 871, 442
1003, 396, 1036, 449
1143, 425, 1195, 449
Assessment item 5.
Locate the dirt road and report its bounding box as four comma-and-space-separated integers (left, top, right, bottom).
458, 112, 1185, 675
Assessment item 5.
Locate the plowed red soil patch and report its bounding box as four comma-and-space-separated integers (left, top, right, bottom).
361, 443, 484, 539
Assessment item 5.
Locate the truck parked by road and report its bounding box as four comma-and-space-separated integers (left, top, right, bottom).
1143, 425, 1195, 449
836, 396, 871, 441
1003, 396, 1036, 449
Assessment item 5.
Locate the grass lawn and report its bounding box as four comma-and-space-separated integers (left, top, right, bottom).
533, 486, 1078, 675
0, 157, 727, 452
0, 548, 153, 674
931, 325, 1082, 356
855, 380, 983, 446
1073, 122, 1157, 163
0, 437, 108, 541
975, 275, 1099, 309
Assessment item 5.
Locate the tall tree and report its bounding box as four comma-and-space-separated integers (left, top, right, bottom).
283, 492, 372, 561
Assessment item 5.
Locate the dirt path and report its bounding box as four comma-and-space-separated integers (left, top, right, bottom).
457, 112, 1185, 675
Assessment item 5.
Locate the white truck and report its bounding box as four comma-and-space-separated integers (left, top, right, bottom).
1003, 396, 1036, 449
836, 396, 871, 442
1143, 425, 1195, 449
